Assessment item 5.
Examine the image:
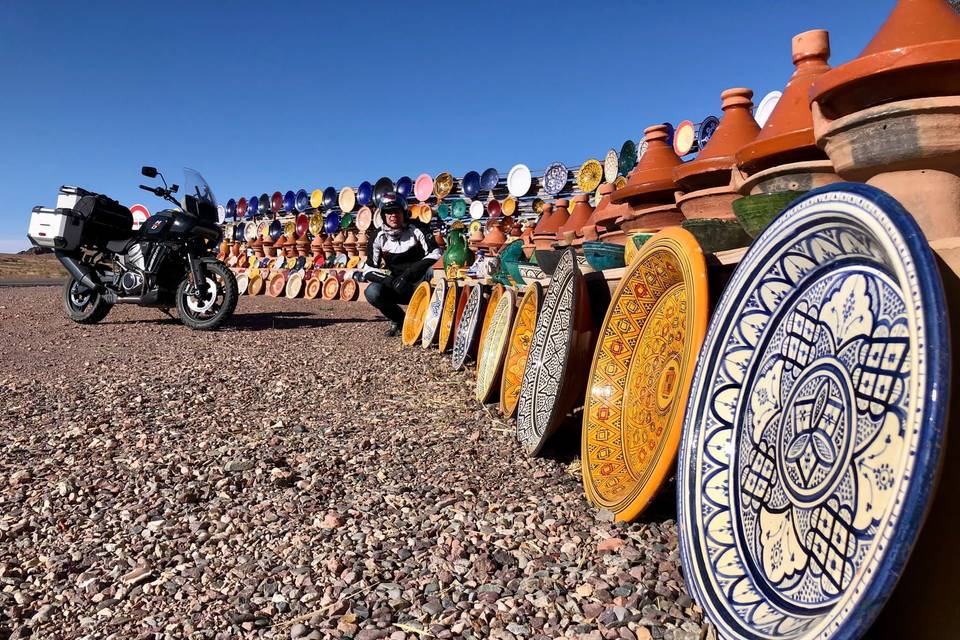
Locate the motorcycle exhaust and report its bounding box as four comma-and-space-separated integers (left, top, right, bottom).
55, 250, 100, 291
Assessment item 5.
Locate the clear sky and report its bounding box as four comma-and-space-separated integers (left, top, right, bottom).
1, 0, 893, 252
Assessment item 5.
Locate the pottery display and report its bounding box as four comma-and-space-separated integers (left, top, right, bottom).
339, 187, 357, 213
433, 172, 453, 200
357, 181, 373, 206
283, 190, 296, 213
462, 171, 481, 198
248, 195, 259, 217
809, 0, 960, 241
468, 200, 483, 220
516, 249, 596, 456
322, 276, 340, 300
437, 282, 460, 353
582, 228, 707, 522
421, 278, 447, 348
480, 168, 499, 192
285, 271, 304, 298
677, 185, 949, 640
451, 284, 486, 371
475, 288, 517, 404
577, 159, 603, 193
499, 283, 542, 418
559, 194, 593, 242
340, 278, 358, 301
401, 281, 432, 347
543, 162, 569, 196
414, 174, 434, 202
507, 164, 532, 198
582, 241, 626, 271
603, 149, 619, 184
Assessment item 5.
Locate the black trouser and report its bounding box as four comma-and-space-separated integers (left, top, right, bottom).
363, 281, 413, 325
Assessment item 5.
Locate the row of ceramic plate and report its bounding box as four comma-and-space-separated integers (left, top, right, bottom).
398, 183, 952, 640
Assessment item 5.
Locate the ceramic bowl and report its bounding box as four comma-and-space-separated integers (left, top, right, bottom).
583, 241, 626, 271
502, 196, 517, 216
324, 212, 341, 235
624, 231, 654, 265
272, 191, 284, 213
507, 164, 532, 197
697, 115, 720, 149
247, 196, 259, 217
731, 190, 807, 238
357, 181, 373, 206
259, 193, 270, 214
226, 199, 236, 219
618, 140, 638, 176
488, 199, 502, 218
395, 176, 413, 201
673, 120, 697, 156
516, 262, 546, 283
437, 203, 450, 219
295, 189, 309, 212
542, 162, 568, 196
480, 168, 499, 191
577, 159, 603, 193
414, 174, 434, 202
310, 189, 323, 210
356, 206, 372, 231
468, 200, 483, 220
237, 197, 248, 219
338, 187, 357, 213
322, 186, 337, 209
269, 220, 283, 242
680, 218, 752, 254
462, 171, 481, 198
282, 191, 295, 213
295, 213, 309, 238
434, 172, 453, 199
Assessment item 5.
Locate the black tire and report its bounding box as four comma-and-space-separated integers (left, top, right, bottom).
175, 261, 237, 330
62, 278, 111, 324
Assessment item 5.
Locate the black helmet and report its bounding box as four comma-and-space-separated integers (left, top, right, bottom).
378, 192, 408, 226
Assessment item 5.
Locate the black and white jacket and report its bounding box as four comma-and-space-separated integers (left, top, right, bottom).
363, 222, 442, 282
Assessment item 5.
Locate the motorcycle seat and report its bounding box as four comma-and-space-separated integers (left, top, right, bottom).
106, 238, 134, 254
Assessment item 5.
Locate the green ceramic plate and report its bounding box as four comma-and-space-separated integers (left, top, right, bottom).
618, 139, 638, 177
452, 199, 467, 219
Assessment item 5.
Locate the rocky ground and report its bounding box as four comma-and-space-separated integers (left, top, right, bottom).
0, 287, 707, 640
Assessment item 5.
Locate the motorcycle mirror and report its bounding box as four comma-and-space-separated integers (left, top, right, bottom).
141, 166, 158, 178
170, 184, 179, 193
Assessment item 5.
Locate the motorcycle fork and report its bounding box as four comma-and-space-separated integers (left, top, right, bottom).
186, 254, 209, 297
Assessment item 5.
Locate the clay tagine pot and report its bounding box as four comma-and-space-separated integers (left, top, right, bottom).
608, 125, 685, 240
344, 230, 359, 257
295, 236, 310, 257
357, 230, 369, 261
332, 230, 345, 255
310, 235, 324, 258
735, 29, 841, 196
674, 88, 760, 221
480, 219, 507, 253
262, 237, 275, 258
532, 203, 558, 251
549, 200, 571, 241
561, 194, 594, 245
251, 238, 264, 259
810, 0, 960, 241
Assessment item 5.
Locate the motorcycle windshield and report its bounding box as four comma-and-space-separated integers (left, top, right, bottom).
182, 168, 217, 209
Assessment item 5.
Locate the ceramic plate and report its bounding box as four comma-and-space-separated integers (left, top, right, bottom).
401, 281, 432, 346
434, 172, 453, 200
414, 174, 434, 202
421, 278, 447, 348
295, 214, 309, 238
697, 115, 720, 150
543, 162, 568, 197
754, 90, 782, 128
295, 189, 309, 212
322, 276, 340, 300
283, 191, 296, 213
309, 213, 323, 236
324, 212, 340, 235
451, 284, 485, 371
269, 220, 283, 242
438, 203, 450, 220
481, 168, 499, 192
244, 222, 258, 242
507, 164, 532, 198
603, 149, 619, 184
310, 189, 323, 210
236, 272, 249, 295
283, 221, 295, 239
500, 282, 542, 417
462, 171, 481, 198
487, 199, 502, 218
357, 181, 373, 206
619, 140, 637, 177
339, 187, 357, 213
396, 176, 413, 201
272, 191, 284, 213
677, 185, 950, 640
476, 288, 517, 404
259, 194, 270, 214
532, 199, 544, 215
614, 176, 627, 190
304, 276, 322, 299
226, 199, 236, 219
577, 159, 603, 194
356, 206, 372, 232
248, 196, 259, 217
237, 198, 248, 218
673, 120, 697, 156
582, 228, 708, 522
248, 274, 264, 296
268, 271, 287, 297
373, 177, 395, 207
285, 271, 304, 298
469, 200, 484, 220
502, 196, 517, 217
437, 283, 460, 353
321, 186, 337, 210
346, 256, 360, 269
516, 249, 594, 455
637, 140, 649, 160
258, 221, 269, 241
476, 286, 504, 370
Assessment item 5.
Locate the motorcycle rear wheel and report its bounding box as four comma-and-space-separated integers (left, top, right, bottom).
62, 277, 112, 324
175, 261, 237, 330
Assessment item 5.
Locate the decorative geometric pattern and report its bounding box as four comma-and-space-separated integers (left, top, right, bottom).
421, 279, 447, 348
582, 228, 708, 522
451, 285, 484, 371
543, 162, 569, 197
437, 283, 459, 353
476, 289, 517, 404
516, 250, 583, 455
677, 185, 949, 640
577, 159, 603, 193
476, 286, 504, 370
499, 283, 541, 418
401, 281, 432, 346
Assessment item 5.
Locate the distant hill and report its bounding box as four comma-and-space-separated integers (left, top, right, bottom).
0, 252, 67, 280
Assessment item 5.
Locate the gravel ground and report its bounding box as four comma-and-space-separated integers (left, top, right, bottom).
0, 286, 707, 640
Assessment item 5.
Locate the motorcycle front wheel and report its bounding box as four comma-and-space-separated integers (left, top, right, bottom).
62, 277, 112, 324
175, 261, 237, 331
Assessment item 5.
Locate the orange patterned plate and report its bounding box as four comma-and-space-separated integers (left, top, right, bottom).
401, 281, 432, 346
248, 274, 265, 296
304, 276, 322, 300
437, 282, 460, 353
267, 271, 287, 297
475, 288, 517, 404
581, 227, 708, 522
340, 278, 358, 301
322, 276, 340, 300
499, 282, 542, 417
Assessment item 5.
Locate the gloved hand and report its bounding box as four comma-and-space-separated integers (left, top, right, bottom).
390, 274, 416, 297
363, 269, 388, 283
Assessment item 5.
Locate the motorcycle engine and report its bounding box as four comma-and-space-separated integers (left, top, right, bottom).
117, 242, 149, 294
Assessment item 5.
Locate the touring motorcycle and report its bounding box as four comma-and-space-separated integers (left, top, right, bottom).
28, 167, 237, 330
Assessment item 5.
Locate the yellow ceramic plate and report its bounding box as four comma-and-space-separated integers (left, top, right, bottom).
283, 221, 295, 239
469, 220, 482, 235
434, 172, 453, 199
581, 227, 708, 522
437, 282, 460, 353
614, 176, 627, 190
577, 159, 603, 193
476, 284, 504, 369
499, 282, 541, 418
285, 257, 297, 270
309, 212, 323, 236
502, 196, 517, 217
532, 198, 544, 215
476, 288, 517, 403
347, 256, 360, 269
310, 189, 324, 209
401, 281, 432, 346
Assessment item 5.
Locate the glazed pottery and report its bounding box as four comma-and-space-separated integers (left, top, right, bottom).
543, 162, 569, 196
421, 278, 447, 348
577, 159, 604, 194
462, 171, 481, 198
395, 176, 413, 201
680, 218, 752, 253
480, 168, 499, 191
401, 281, 432, 346
248, 195, 259, 217
285, 271, 304, 298
487, 199, 502, 218
502, 196, 517, 217
310, 189, 323, 210
295, 189, 309, 212
226, 199, 237, 219
619, 139, 638, 177
604, 149, 619, 183
373, 177, 395, 207
673, 120, 698, 156
322, 186, 337, 209
357, 181, 373, 206
499, 283, 542, 417
809, 0, 960, 241
623, 231, 654, 265
450, 199, 466, 219
697, 116, 720, 150
324, 212, 340, 235
476, 288, 517, 404
267, 271, 286, 298
582, 228, 707, 521
244, 222, 258, 243
322, 276, 340, 300
731, 190, 807, 237
309, 212, 323, 237
433, 172, 453, 200
248, 273, 264, 296
677, 184, 949, 640
468, 200, 483, 220
269, 220, 283, 242
295, 213, 309, 239
476, 285, 504, 371
533, 249, 563, 275
235, 272, 249, 296
451, 284, 486, 371
582, 241, 626, 271
340, 277, 358, 301
442, 224, 470, 275
283, 191, 296, 213
414, 174, 434, 202
304, 275, 322, 300
237, 198, 248, 219
507, 164, 533, 197
259, 194, 270, 216
610, 125, 685, 237
516, 263, 546, 283
754, 91, 782, 128
339, 187, 357, 213
516, 249, 596, 456
356, 206, 372, 232
437, 282, 460, 353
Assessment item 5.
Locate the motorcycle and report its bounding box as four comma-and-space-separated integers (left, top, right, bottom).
27, 166, 237, 330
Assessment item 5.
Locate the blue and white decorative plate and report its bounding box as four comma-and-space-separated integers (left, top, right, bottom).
542, 162, 568, 197
677, 184, 949, 640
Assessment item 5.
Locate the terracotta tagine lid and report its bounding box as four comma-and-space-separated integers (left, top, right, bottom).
810, 0, 960, 121
296, 236, 310, 257
310, 235, 324, 257
550, 200, 570, 237
561, 194, 594, 239
344, 230, 359, 257
357, 230, 369, 260
533, 203, 557, 236
737, 30, 833, 174
332, 231, 345, 254
480, 219, 507, 252
262, 237, 275, 257
252, 238, 265, 259
674, 88, 760, 191
322, 234, 334, 256
611, 125, 684, 205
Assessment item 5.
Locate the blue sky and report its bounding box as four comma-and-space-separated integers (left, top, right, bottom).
1, 0, 892, 253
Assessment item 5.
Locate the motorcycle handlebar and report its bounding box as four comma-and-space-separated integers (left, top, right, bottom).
139, 184, 160, 195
